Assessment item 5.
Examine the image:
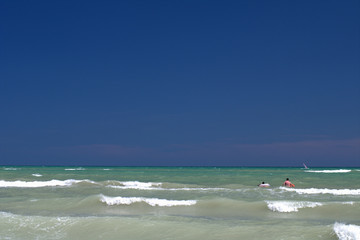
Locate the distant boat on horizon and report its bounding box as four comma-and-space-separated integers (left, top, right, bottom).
303, 163, 309, 169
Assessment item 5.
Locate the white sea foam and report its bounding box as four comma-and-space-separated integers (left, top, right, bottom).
107, 181, 227, 191
305, 169, 351, 173
121, 181, 162, 189
64, 168, 85, 171
334, 223, 360, 240
107, 181, 162, 190
266, 201, 323, 213
3, 167, 18, 171
177, 187, 228, 191
100, 195, 197, 207
280, 187, 360, 195
32, 174, 42, 177
0, 179, 93, 188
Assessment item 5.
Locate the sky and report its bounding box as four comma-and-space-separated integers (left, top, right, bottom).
0, 0, 359, 167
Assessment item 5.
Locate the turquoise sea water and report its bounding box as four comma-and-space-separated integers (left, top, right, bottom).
0, 166, 359, 240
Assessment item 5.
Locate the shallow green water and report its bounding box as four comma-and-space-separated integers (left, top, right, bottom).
0, 166, 359, 239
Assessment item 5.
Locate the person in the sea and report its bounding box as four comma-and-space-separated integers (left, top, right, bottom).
258, 181, 270, 187
283, 178, 295, 187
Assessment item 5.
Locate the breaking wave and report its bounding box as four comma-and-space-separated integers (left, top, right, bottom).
106, 181, 227, 191
266, 201, 323, 213
334, 223, 360, 240
305, 169, 351, 173
280, 187, 360, 195
107, 181, 162, 190
64, 168, 85, 171
0, 179, 94, 188
99, 194, 197, 207
0, 179, 228, 191
3, 167, 19, 171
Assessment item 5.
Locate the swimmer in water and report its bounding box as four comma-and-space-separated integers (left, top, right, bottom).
282, 178, 295, 187
258, 181, 270, 187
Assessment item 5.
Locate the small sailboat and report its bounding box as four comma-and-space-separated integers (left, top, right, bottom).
303, 163, 309, 169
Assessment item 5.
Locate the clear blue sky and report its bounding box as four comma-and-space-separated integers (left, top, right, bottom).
1, 0, 359, 166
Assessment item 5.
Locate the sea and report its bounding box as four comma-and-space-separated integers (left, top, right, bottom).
0, 166, 359, 240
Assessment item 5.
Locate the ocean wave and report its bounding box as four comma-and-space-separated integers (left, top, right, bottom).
64, 168, 85, 171
106, 181, 227, 191
280, 187, 360, 195
305, 169, 351, 173
99, 194, 197, 207
3, 167, 19, 171
333, 223, 360, 240
32, 174, 42, 177
170, 187, 228, 191
266, 201, 323, 213
106, 181, 163, 190
0, 179, 94, 188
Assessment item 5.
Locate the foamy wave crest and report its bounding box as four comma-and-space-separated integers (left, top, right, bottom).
305, 169, 351, 173
32, 174, 42, 177
107, 181, 162, 190
0, 179, 93, 188
107, 181, 228, 191
3, 167, 19, 171
64, 167, 85, 171
171, 187, 228, 191
334, 223, 360, 240
266, 201, 323, 213
100, 195, 197, 207
280, 187, 360, 195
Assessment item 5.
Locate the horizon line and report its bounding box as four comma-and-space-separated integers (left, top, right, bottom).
1, 165, 359, 168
